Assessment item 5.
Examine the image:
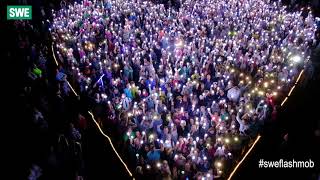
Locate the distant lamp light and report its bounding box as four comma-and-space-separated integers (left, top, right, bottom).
156, 162, 161, 168
234, 137, 239, 142
292, 55, 301, 63
216, 161, 222, 168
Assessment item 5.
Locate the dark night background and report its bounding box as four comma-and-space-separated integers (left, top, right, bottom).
4, 0, 320, 179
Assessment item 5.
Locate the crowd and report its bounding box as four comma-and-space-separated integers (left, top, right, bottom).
50, 0, 318, 179
8, 3, 87, 179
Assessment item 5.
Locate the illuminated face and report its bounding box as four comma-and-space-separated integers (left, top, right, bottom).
144, 146, 149, 151
164, 127, 169, 134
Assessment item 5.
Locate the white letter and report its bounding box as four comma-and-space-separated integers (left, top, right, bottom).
16, 8, 25, 17
24, 8, 29, 17
309, 159, 314, 168
9, 8, 15, 17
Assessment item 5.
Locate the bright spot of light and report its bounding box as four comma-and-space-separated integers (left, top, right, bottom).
292, 55, 301, 63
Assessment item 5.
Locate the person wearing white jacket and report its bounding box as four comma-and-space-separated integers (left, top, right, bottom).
227, 86, 241, 102
236, 112, 250, 135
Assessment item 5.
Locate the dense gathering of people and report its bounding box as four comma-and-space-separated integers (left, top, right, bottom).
48, 0, 319, 179
8, 3, 88, 179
